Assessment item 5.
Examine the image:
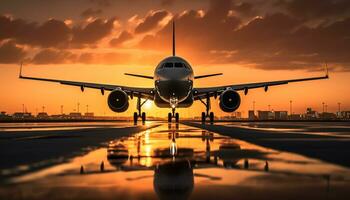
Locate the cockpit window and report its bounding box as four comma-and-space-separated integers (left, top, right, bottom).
163, 62, 173, 68
174, 63, 184, 68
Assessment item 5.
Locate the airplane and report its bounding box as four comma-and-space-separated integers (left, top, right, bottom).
19, 21, 329, 124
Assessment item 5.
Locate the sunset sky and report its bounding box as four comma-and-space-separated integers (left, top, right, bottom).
0, 0, 349, 117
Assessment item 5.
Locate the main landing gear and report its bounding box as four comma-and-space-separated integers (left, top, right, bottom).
168, 108, 179, 123
133, 96, 148, 125
199, 95, 215, 124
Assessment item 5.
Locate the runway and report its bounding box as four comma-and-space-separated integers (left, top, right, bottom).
1, 121, 350, 200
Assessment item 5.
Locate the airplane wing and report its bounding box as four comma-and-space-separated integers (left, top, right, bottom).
19, 65, 154, 100
193, 69, 329, 100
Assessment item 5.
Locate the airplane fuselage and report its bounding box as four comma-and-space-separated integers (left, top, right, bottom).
154, 56, 194, 108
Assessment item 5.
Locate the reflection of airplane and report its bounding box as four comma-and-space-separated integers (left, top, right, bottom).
19, 21, 329, 124
104, 135, 268, 200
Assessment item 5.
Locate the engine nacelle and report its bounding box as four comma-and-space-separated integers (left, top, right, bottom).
107, 89, 129, 112
219, 89, 241, 112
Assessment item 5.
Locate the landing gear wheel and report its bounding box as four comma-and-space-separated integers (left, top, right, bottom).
141, 112, 146, 123
133, 112, 138, 125
175, 113, 179, 123
209, 112, 214, 123
168, 113, 172, 123
201, 112, 206, 123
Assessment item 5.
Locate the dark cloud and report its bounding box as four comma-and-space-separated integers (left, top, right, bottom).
138, 0, 350, 71
31, 49, 77, 64
276, 0, 350, 20
135, 10, 169, 34
109, 31, 133, 47
1, 0, 350, 70
23, 19, 71, 48
0, 41, 26, 64
0, 16, 70, 48
81, 8, 103, 18
0, 15, 116, 48
72, 18, 116, 45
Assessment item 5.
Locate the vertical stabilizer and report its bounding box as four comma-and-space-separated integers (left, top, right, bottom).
172, 20, 175, 56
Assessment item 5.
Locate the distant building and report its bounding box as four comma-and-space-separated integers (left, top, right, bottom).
84, 112, 94, 117
13, 112, 33, 119
274, 111, 288, 120
257, 111, 274, 120
0, 111, 10, 120
51, 114, 68, 119
220, 112, 242, 120
290, 114, 302, 120
37, 112, 49, 119
304, 108, 318, 119
319, 112, 337, 120
338, 111, 350, 119
248, 110, 255, 120
69, 112, 82, 119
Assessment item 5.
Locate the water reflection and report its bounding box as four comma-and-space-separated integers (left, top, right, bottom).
4, 123, 350, 200
104, 123, 275, 199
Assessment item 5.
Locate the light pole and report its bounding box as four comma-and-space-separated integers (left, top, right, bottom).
253, 101, 255, 113
290, 100, 293, 115
322, 102, 325, 113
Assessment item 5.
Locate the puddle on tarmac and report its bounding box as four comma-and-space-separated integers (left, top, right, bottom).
2, 123, 350, 200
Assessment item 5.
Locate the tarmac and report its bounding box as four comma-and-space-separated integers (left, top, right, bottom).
0, 121, 349, 200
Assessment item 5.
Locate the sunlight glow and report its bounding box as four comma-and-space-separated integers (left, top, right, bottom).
144, 101, 153, 109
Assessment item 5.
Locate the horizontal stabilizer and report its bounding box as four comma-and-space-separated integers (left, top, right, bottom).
124, 73, 153, 79
194, 73, 223, 79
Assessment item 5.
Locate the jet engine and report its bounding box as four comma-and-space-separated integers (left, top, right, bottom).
107, 89, 129, 112
219, 89, 241, 112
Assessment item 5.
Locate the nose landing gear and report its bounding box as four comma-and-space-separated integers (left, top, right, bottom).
199, 95, 215, 124
133, 96, 148, 125
168, 108, 179, 123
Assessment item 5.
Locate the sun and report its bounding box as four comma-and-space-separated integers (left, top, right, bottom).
144, 100, 153, 109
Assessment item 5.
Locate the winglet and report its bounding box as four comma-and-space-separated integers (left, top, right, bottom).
19, 62, 23, 78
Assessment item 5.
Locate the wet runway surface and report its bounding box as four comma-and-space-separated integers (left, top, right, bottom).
0, 122, 156, 177
1, 122, 350, 200
0, 122, 135, 132
187, 121, 350, 168
218, 121, 350, 137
